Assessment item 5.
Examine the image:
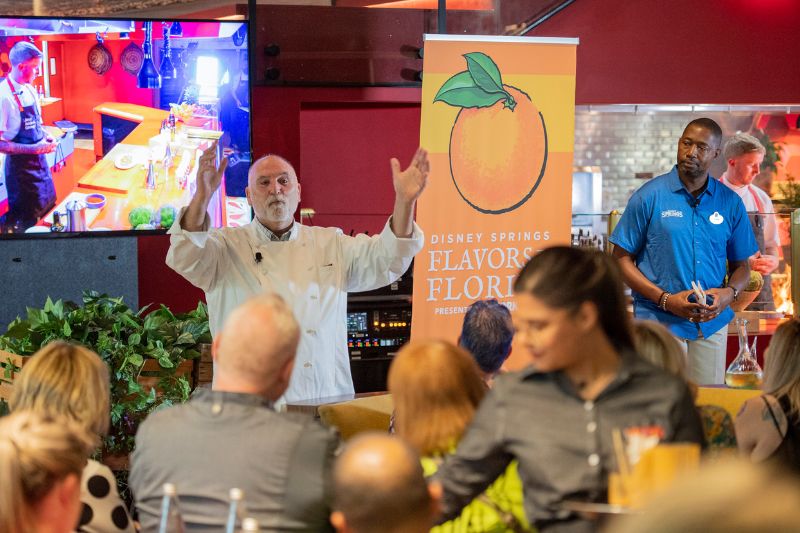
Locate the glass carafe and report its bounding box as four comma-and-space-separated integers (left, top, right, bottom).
725, 318, 763, 389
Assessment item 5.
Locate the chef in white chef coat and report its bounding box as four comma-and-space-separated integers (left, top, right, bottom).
167, 143, 428, 403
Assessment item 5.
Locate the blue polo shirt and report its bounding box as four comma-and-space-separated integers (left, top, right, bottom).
610, 166, 758, 340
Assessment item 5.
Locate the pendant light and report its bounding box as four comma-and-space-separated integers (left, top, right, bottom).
169, 21, 183, 37
160, 24, 176, 80
137, 21, 161, 89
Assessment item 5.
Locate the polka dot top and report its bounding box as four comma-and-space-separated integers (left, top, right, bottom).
76, 459, 135, 533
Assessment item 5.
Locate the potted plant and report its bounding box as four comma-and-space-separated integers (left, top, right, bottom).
0, 291, 211, 462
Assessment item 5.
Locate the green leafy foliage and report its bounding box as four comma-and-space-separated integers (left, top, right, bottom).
0, 291, 210, 455
753, 129, 782, 175
778, 173, 800, 210
433, 52, 516, 110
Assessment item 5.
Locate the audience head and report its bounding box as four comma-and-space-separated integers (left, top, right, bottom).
0, 411, 95, 533
331, 432, 437, 533
513, 246, 634, 371
762, 319, 800, 416
458, 299, 514, 379
723, 132, 766, 187
11, 340, 110, 437
609, 459, 800, 533
389, 340, 486, 456
633, 320, 693, 382
213, 293, 300, 401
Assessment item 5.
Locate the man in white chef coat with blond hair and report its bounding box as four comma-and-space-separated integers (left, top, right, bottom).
167, 143, 428, 403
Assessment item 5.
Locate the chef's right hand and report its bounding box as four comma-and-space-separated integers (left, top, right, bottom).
664, 289, 712, 322
195, 140, 228, 197
34, 137, 58, 154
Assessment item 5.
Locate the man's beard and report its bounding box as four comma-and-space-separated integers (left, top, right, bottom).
264, 196, 291, 224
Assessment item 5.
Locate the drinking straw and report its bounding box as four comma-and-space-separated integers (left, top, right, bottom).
612, 428, 630, 478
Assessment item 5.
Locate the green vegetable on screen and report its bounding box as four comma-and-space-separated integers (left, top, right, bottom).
158, 205, 177, 229
128, 207, 154, 228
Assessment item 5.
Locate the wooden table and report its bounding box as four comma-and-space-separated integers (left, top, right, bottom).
696, 386, 761, 419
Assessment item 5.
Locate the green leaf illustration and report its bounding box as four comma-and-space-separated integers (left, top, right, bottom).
434, 71, 507, 108
434, 71, 477, 100
464, 52, 504, 94
433, 52, 516, 110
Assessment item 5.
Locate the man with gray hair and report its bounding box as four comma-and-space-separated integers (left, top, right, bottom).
167, 146, 428, 403
720, 132, 780, 310
0, 41, 57, 232
130, 294, 339, 531
331, 433, 439, 533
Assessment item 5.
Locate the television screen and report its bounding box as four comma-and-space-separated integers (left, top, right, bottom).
0, 16, 252, 237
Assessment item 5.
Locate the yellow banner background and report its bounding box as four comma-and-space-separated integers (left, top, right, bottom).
411, 36, 577, 342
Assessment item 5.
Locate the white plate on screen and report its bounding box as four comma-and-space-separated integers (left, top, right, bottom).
25, 225, 50, 233
114, 153, 137, 170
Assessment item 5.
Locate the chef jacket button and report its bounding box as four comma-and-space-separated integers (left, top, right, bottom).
583, 400, 594, 411
587, 421, 597, 433
211, 403, 222, 414
588, 453, 600, 467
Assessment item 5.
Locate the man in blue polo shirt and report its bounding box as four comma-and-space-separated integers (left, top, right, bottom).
610, 118, 758, 384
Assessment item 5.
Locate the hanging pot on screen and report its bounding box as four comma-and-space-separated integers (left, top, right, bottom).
88, 32, 112, 75
120, 41, 144, 76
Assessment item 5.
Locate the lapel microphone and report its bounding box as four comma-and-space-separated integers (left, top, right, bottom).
255, 252, 263, 264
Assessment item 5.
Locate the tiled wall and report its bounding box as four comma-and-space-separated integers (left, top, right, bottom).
573, 111, 756, 212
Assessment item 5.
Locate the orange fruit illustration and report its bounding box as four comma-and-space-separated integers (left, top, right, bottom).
449, 85, 547, 214
434, 52, 548, 214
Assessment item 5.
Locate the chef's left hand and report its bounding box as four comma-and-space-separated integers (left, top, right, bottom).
750, 252, 779, 275
391, 146, 430, 205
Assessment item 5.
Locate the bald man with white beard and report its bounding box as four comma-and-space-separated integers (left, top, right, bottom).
130, 294, 339, 532
167, 146, 428, 403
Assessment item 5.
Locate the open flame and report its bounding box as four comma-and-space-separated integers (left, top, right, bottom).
774, 267, 794, 316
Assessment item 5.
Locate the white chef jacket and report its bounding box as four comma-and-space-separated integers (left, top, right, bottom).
166, 211, 424, 402
720, 175, 781, 252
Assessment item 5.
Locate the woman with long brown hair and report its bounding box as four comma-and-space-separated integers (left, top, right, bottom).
434, 246, 704, 533
389, 339, 530, 532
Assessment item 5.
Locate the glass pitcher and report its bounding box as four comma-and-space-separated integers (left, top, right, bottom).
724, 318, 763, 389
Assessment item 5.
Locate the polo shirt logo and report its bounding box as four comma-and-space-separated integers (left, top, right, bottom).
661, 210, 683, 218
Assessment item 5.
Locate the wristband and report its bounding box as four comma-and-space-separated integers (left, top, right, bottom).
728, 286, 739, 301
658, 291, 671, 311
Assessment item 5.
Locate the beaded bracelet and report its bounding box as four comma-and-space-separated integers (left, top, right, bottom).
658, 291, 671, 311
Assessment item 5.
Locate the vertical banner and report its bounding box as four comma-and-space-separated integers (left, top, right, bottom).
412, 35, 578, 342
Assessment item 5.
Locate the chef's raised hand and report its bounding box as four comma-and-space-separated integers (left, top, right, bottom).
181, 140, 228, 231
389, 147, 429, 238
391, 146, 430, 205
195, 140, 228, 198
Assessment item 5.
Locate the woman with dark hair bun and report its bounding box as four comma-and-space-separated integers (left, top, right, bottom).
434, 246, 705, 533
